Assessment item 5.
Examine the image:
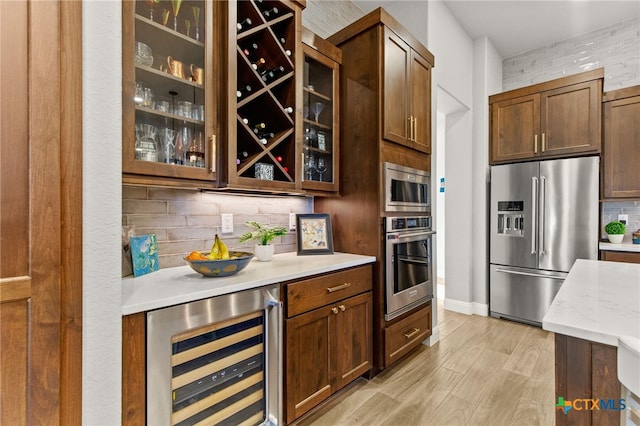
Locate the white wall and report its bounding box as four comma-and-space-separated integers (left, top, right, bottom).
82, 0, 122, 423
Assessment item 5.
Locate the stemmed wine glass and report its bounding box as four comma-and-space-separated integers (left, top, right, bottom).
316, 157, 328, 182
170, 0, 182, 32
305, 153, 316, 180
192, 6, 201, 41
310, 101, 325, 123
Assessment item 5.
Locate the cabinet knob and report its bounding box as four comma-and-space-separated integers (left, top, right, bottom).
331, 307, 339, 314
339, 304, 346, 312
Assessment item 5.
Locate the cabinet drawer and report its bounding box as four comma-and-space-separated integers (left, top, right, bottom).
285, 265, 372, 317
384, 303, 431, 367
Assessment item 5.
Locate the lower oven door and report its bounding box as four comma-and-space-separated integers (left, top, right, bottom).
385, 231, 434, 321
146, 285, 282, 426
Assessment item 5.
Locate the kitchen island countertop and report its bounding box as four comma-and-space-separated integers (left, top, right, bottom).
542, 259, 640, 346
122, 251, 376, 315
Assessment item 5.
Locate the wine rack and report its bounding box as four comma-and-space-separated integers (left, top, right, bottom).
301, 27, 341, 194
123, 0, 219, 186
228, 0, 302, 191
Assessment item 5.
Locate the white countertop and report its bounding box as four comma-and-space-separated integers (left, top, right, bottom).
542, 259, 640, 347
599, 241, 640, 252
122, 251, 376, 315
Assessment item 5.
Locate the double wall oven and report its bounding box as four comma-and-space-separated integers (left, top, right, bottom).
383, 162, 434, 321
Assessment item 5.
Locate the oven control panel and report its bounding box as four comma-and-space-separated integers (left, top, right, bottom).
385, 216, 431, 232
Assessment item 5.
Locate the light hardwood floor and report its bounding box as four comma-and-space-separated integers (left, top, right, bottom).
295, 298, 555, 426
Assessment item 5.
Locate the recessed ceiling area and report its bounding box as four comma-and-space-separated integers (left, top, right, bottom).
442, 0, 640, 58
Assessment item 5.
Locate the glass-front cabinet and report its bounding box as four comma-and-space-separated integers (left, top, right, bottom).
301, 28, 341, 194
123, 0, 219, 186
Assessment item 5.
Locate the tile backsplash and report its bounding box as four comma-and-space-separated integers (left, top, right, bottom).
503, 17, 640, 92
122, 185, 312, 272
602, 200, 640, 240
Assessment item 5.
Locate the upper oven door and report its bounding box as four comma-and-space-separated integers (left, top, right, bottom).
385, 230, 434, 320
384, 162, 430, 213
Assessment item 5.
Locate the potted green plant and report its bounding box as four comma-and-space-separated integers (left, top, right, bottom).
239, 220, 287, 261
605, 221, 626, 244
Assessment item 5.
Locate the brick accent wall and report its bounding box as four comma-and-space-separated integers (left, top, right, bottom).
122, 185, 312, 271
503, 17, 640, 92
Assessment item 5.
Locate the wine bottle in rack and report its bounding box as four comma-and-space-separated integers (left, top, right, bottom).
237, 85, 252, 99
284, 49, 292, 57
242, 43, 259, 61
258, 137, 267, 145
261, 65, 285, 82
253, 122, 266, 132
251, 58, 267, 72
241, 117, 250, 125
262, 7, 278, 18
236, 150, 249, 165
284, 106, 294, 114
255, 131, 275, 140
237, 18, 252, 32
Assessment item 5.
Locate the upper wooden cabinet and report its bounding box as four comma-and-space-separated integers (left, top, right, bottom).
383, 28, 432, 153
122, 0, 221, 187
301, 27, 342, 194
603, 85, 640, 199
490, 69, 603, 164
329, 8, 434, 156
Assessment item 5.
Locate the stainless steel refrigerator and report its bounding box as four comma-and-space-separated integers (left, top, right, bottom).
489, 156, 599, 325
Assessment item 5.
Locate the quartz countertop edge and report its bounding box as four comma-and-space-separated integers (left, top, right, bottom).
599, 241, 640, 252
542, 259, 640, 347
122, 251, 377, 315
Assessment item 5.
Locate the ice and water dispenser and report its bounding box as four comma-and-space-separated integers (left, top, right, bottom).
497, 201, 524, 236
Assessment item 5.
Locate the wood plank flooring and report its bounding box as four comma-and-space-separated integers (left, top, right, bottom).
294, 298, 555, 426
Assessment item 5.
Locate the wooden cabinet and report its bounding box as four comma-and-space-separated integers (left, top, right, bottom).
383, 27, 432, 153
226, 0, 303, 193
490, 69, 603, 164
283, 265, 373, 423
318, 7, 433, 374
554, 334, 621, 426
301, 27, 341, 194
122, 0, 221, 187
600, 250, 640, 264
384, 302, 431, 367
603, 85, 640, 198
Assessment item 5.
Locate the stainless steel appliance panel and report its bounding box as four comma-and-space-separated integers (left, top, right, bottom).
490, 161, 539, 269
538, 157, 599, 272
489, 264, 566, 325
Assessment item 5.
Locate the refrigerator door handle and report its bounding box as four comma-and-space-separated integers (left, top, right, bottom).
531, 177, 538, 254
495, 268, 565, 280
540, 176, 546, 255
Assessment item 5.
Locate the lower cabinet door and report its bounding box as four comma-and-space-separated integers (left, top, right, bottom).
335, 292, 373, 390
285, 305, 335, 423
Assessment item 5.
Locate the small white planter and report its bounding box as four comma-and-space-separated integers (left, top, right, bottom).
608, 234, 624, 244
254, 244, 274, 262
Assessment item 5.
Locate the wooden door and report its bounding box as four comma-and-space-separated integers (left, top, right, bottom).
0, 1, 82, 424
285, 305, 335, 423
410, 50, 431, 153
334, 292, 373, 391
490, 94, 540, 163
383, 27, 410, 145
603, 92, 640, 198
540, 80, 601, 157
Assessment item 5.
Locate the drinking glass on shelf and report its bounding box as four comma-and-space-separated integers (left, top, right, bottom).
305, 153, 316, 180
316, 157, 328, 182
184, 19, 191, 37
170, 0, 182, 32
311, 101, 325, 123
192, 6, 201, 41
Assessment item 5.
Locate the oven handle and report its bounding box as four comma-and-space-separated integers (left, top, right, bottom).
397, 258, 429, 266
388, 230, 435, 242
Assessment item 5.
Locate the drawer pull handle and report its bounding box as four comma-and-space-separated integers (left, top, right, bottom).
339, 304, 346, 312
327, 283, 350, 293
331, 307, 339, 314
404, 328, 420, 339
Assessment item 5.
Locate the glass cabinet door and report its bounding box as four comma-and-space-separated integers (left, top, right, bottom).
302, 30, 341, 194
123, 0, 217, 184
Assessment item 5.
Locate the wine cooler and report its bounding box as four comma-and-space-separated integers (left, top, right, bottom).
147, 285, 282, 425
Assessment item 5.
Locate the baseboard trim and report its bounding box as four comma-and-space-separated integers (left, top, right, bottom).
425, 325, 440, 345
443, 298, 488, 317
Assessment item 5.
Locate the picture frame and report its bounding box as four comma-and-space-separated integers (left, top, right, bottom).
296, 213, 334, 255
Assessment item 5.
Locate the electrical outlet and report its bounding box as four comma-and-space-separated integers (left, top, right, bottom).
289, 213, 297, 231
618, 214, 628, 225
221, 214, 234, 233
